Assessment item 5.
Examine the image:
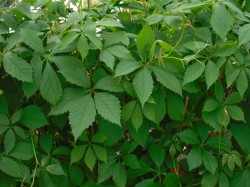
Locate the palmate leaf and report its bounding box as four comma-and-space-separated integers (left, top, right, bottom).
133, 68, 154, 106
69, 94, 96, 140
3, 52, 33, 83
40, 63, 62, 105
94, 92, 121, 125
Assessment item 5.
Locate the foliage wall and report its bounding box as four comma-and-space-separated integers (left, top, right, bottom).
1, 0, 250, 186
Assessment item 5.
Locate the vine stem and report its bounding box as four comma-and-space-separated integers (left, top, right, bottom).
30, 131, 40, 187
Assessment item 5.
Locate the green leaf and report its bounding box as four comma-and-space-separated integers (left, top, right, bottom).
9, 142, 33, 160
94, 92, 121, 125
122, 101, 136, 121
183, 62, 205, 85
225, 62, 241, 88
201, 172, 219, 187
94, 76, 122, 92
231, 125, 250, 154
39, 134, 52, 154
68, 165, 84, 186
131, 102, 143, 131
205, 60, 219, 89
46, 164, 66, 176
92, 145, 107, 162
136, 23, 154, 59
163, 173, 180, 187
206, 136, 231, 151
84, 146, 96, 171
85, 33, 102, 50
59, 62, 90, 88
97, 19, 124, 28
178, 129, 199, 144
77, 35, 89, 60
133, 68, 154, 106
20, 105, 48, 128
212, 42, 237, 57
239, 24, 250, 46
187, 147, 202, 170
149, 143, 165, 167
226, 105, 245, 122
40, 63, 62, 104
123, 154, 140, 169
99, 50, 116, 70
3, 52, 33, 83
69, 94, 96, 140
49, 88, 83, 115
106, 45, 134, 60
115, 60, 142, 77
4, 129, 15, 154
166, 93, 185, 121
211, 4, 233, 39
202, 150, 218, 174
224, 92, 241, 105
61, 32, 78, 50
70, 145, 87, 164
219, 172, 229, 187
0, 157, 30, 179
151, 66, 182, 96
98, 161, 116, 183
20, 29, 44, 53
0, 96, 8, 115
146, 14, 164, 25
113, 163, 127, 187
203, 99, 220, 112
236, 71, 248, 97
231, 169, 250, 187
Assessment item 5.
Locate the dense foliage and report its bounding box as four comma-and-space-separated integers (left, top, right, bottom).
1, 0, 250, 186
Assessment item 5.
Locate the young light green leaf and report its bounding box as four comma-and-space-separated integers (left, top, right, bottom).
115, 60, 142, 77
151, 66, 182, 96
133, 68, 154, 106
226, 105, 245, 122
205, 60, 219, 89
113, 163, 127, 187
187, 147, 202, 170
149, 143, 165, 167
40, 63, 62, 104
211, 4, 233, 39
136, 23, 154, 59
94, 92, 121, 125
20, 105, 48, 128
46, 164, 66, 176
178, 129, 199, 144
131, 102, 143, 131
183, 62, 205, 85
84, 146, 96, 171
203, 150, 218, 174
3, 52, 33, 83
71, 145, 87, 164
20, 29, 44, 53
69, 95, 96, 140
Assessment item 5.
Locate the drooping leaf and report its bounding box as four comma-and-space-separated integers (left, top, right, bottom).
151, 66, 182, 96
112, 163, 127, 187
4, 129, 15, 154
94, 92, 121, 125
131, 102, 143, 131
20, 29, 44, 53
183, 62, 205, 85
133, 68, 154, 106
236, 71, 248, 97
3, 52, 33, 83
69, 94, 96, 140
77, 35, 89, 60
68, 165, 84, 186
149, 143, 165, 167
202, 150, 218, 175
40, 63, 62, 104
211, 4, 233, 39
122, 101, 136, 121
39, 134, 52, 154
84, 146, 96, 171
71, 145, 87, 164
219, 172, 229, 187
187, 147, 202, 170
231, 125, 250, 154
99, 50, 116, 70
205, 60, 219, 89
20, 105, 48, 128
166, 93, 185, 121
